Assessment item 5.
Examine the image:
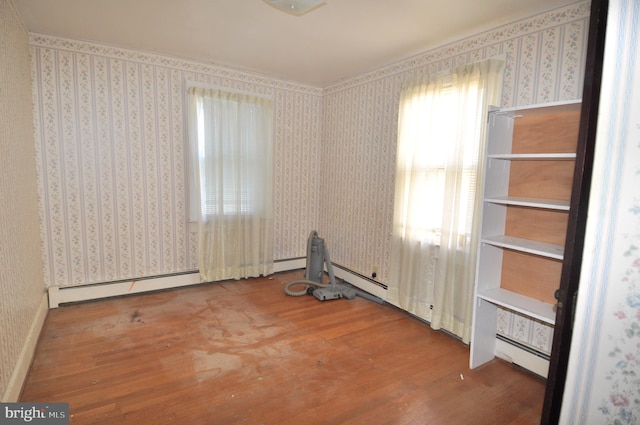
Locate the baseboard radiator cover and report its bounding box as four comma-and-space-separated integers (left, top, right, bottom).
495, 334, 551, 378
47, 258, 307, 308
330, 263, 388, 301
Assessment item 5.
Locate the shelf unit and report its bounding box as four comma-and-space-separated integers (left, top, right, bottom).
469, 100, 581, 376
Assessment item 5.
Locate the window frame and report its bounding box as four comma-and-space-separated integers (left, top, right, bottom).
187, 85, 273, 223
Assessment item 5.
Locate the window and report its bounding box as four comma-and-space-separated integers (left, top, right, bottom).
394, 79, 480, 244
187, 86, 274, 281
187, 87, 273, 222
388, 59, 503, 343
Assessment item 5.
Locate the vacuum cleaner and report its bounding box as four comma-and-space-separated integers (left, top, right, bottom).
284, 231, 383, 303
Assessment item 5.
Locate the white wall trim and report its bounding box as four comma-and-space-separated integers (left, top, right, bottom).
48, 258, 308, 308
331, 265, 388, 301
47, 258, 384, 308
2, 293, 48, 402
48, 273, 202, 308
495, 337, 550, 378
274, 257, 306, 272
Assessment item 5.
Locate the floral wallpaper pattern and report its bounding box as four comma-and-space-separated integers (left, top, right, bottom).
599, 243, 640, 424
30, 2, 590, 358
0, 0, 45, 398
560, 1, 640, 422
31, 35, 322, 287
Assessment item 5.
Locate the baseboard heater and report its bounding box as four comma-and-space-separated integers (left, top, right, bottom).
495, 334, 551, 378
47, 258, 307, 308
329, 262, 388, 300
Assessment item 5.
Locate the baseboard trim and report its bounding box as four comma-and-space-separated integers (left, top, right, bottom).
2, 293, 48, 402
48, 258, 307, 308
331, 264, 388, 301
275, 257, 306, 272
48, 272, 203, 308
495, 337, 550, 378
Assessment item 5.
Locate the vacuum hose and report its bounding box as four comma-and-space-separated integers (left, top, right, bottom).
283, 279, 329, 296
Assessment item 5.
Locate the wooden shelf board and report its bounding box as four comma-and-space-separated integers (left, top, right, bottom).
482, 235, 564, 260
485, 196, 570, 210
477, 287, 557, 325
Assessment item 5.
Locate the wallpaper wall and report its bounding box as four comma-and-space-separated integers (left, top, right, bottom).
320, 0, 590, 356
30, 35, 323, 287
0, 0, 46, 399
29, 1, 590, 358
561, 1, 640, 422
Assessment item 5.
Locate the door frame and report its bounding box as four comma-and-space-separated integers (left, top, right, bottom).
540, 0, 609, 423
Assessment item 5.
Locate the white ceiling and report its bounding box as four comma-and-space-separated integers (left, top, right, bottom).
14, 0, 578, 87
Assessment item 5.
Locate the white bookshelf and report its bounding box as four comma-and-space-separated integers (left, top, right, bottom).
469, 100, 581, 375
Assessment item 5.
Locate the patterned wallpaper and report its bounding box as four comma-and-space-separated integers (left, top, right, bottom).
0, 0, 46, 399
30, 35, 323, 287
560, 1, 640, 422
320, 0, 590, 356
29, 1, 590, 356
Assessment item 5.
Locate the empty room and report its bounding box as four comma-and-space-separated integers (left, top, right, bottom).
2, 0, 639, 424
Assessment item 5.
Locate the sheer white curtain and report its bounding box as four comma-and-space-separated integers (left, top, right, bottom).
388, 59, 503, 343
187, 87, 274, 282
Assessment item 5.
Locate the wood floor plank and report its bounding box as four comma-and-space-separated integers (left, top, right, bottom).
20, 271, 545, 424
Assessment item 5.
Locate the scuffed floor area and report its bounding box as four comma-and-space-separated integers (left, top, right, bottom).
21, 271, 545, 424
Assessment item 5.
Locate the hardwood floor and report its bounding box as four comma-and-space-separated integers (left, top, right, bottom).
21, 271, 545, 424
